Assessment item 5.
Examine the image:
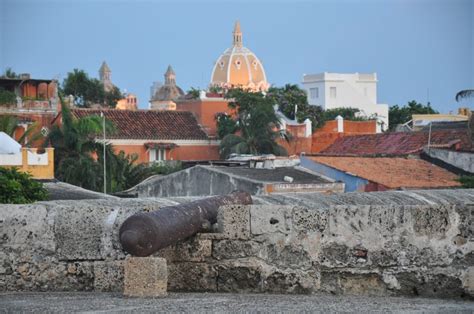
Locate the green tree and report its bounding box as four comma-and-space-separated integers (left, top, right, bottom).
0, 88, 17, 105
0, 167, 48, 204
267, 84, 367, 130
186, 87, 200, 99
388, 100, 438, 130
322, 107, 367, 121
45, 100, 116, 190
1, 67, 19, 79
215, 112, 238, 139
62, 69, 122, 108
105, 86, 123, 108
458, 176, 474, 188
218, 88, 288, 158
267, 84, 308, 120
0, 115, 43, 146
45, 100, 180, 193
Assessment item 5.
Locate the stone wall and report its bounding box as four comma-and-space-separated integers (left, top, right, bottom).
1, 190, 474, 298
423, 148, 474, 174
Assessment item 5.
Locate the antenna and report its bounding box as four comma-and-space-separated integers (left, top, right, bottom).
427, 88, 430, 105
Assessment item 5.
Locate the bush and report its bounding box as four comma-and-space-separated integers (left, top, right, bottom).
0, 167, 48, 203
458, 176, 474, 188
0, 89, 17, 105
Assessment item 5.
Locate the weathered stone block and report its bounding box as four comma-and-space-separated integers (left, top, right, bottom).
155, 237, 212, 262
217, 265, 262, 293
0, 204, 54, 254
263, 270, 319, 294
123, 257, 167, 297
463, 267, 474, 295
292, 207, 327, 233
321, 271, 386, 296
168, 262, 217, 292
94, 260, 124, 292
412, 205, 451, 237
250, 205, 290, 235
54, 205, 111, 260
266, 244, 313, 270
212, 240, 266, 260
457, 204, 474, 240
217, 205, 250, 239
395, 271, 466, 298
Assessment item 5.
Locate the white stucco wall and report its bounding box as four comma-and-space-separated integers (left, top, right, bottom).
302, 72, 388, 131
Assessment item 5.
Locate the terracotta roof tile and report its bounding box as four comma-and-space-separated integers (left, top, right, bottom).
309, 156, 461, 189
71, 109, 208, 140
320, 130, 472, 156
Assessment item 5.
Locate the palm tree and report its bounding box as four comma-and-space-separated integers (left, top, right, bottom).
219, 88, 289, 158
0, 115, 42, 146
45, 100, 116, 191
455, 90, 474, 102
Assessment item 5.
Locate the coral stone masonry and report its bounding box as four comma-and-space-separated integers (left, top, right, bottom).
1, 189, 474, 298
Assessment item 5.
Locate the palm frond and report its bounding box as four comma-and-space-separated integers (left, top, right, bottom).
455, 89, 474, 102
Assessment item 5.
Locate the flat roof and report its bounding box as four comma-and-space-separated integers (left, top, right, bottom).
207, 166, 332, 184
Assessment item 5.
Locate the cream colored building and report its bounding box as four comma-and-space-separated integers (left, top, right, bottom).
210, 21, 269, 92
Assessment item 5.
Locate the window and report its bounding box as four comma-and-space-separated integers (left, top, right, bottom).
330, 87, 337, 98
310, 87, 319, 99
149, 148, 166, 162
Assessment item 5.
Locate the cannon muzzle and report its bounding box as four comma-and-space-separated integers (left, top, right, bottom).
119, 191, 252, 256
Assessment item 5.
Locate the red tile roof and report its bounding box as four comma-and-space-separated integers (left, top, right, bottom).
320, 130, 471, 156
309, 156, 461, 189
71, 109, 209, 140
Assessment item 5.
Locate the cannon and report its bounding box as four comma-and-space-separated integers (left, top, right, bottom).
119, 191, 252, 256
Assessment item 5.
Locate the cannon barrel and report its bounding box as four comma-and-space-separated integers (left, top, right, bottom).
119, 191, 252, 256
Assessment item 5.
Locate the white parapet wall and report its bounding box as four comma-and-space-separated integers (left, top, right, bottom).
0, 153, 22, 165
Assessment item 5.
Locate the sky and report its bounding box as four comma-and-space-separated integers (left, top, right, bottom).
1, 0, 473, 113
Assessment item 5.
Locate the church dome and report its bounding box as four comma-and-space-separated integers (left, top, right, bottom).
210, 21, 269, 92
152, 65, 184, 102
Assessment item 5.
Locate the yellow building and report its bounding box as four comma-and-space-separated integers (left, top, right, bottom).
116, 93, 138, 110
412, 108, 470, 130
210, 21, 269, 92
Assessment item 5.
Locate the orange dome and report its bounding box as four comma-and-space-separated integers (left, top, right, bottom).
210, 21, 269, 92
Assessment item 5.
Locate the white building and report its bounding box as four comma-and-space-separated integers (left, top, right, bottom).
302, 72, 388, 131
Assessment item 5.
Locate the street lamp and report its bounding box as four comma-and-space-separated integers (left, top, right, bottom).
100, 112, 106, 194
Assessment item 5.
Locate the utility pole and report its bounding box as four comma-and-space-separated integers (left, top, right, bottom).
101, 112, 106, 194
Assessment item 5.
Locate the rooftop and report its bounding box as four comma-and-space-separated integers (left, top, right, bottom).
70, 109, 209, 140
320, 129, 472, 156
207, 166, 331, 184
308, 156, 461, 189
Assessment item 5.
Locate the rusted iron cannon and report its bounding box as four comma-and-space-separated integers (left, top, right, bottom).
119, 191, 252, 256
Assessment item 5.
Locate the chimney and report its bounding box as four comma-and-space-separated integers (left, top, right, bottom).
336, 115, 344, 133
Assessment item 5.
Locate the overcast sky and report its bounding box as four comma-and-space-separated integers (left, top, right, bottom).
1, 0, 473, 112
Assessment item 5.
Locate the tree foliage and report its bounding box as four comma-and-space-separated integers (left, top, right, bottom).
267, 84, 368, 130
218, 88, 288, 158
0, 88, 17, 105
45, 100, 180, 193
215, 112, 238, 139
62, 69, 122, 108
388, 100, 438, 130
0, 167, 48, 204
455, 90, 474, 102
0, 115, 43, 146
458, 176, 474, 188
186, 87, 200, 99
1, 67, 19, 79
